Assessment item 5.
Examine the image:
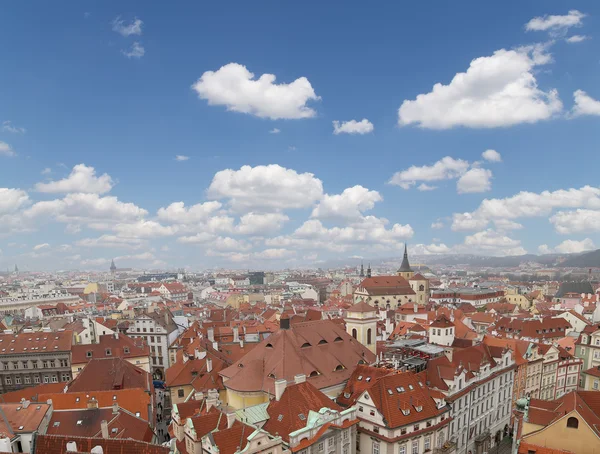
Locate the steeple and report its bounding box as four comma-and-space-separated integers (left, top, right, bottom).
366, 263, 372, 278
397, 244, 414, 280
359, 261, 365, 278
110, 259, 117, 274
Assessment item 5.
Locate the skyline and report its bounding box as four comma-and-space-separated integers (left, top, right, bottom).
1, 2, 600, 270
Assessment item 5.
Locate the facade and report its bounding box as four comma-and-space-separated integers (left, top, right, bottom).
426, 344, 515, 454
428, 315, 455, 347
0, 330, 73, 393
575, 324, 600, 371
345, 301, 378, 354
127, 310, 179, 380
580, 366, 600, 391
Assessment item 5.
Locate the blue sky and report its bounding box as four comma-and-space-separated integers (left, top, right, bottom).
1, 1, 600, 270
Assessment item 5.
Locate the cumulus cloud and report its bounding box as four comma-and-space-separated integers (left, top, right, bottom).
456, 168, 492, 194
482, 149, 502, 162
571, 90, 600, 117
311, 185, 382, 221
554, 238, 596, 254
452, 185, 600, 231
2, 121, 25, 134
35, 164, 114, 194
112, 16, 143, 36
192, 63, 320, 120
157, 201, 222, 224
33, 243, 50, 251
389, 157, 470, 189
461, 229, 527, 256
236, 212, 289, 235
538, 244, 552, 255
411, 243, 451, 255
76, 235, 146, 249
254, 248, 296, 260
550, 209, 600, 234
122, 42, 145, 59
332, 119, 374, 135
0, 189, 29, 215
207, 164, 323, 212
0, 141, 16, 157
398, 46, 561, 129
418, 184, 437, 191
177, 232, 215, 244
525, 10, 585, 33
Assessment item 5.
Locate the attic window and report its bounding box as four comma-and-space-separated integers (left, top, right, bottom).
268, 373, 276, 379
266, 343, 273, 349
387, 389, 393, 395
105, 349, 112, 356
113, 395, 117, 400
124, 347, 130, 354
415, 405, 423, 412
298, 414, 306, 420
301, 342, 311, 348
77, 420, 83, 425
75, 397, 80, 402
309, 371, 319, 378
18, 426, 23, 430
277, 414, 284, 421
318, 339, 327, 345
396, 387, 405, 393
402, 409, 410, 416
86, 351, 92, 358
135, 412, 141, 417
408, 385, 413, 390
335, 365, 344, 371
112, 428, 118, 434
334, 337, 343, 342
53, 422, 60, 427
357, 376, 363, 381
365, 377, 371, 382
238, 363, 244, 368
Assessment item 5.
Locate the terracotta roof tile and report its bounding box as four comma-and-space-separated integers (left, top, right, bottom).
34, 433, 168, 453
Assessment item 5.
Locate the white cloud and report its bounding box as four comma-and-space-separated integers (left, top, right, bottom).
452, 185, 600, 231
236, 212, 289, 235
191, 63, 320, 120
550, 209, 600, 234
112, 220, 178, 238
76, 235, 146, 249
122, 42, 145, 59
175, 155, 190, 161
112, 16, 143, 36
269, 128, 281, 134
311, 185, 382, 221
538, 244, 552, 255
254, 248, 296, 260
332, 119, 374, 135
33, 243, 50, 251
493, 219, 523, 231
566, 35, 588, 43
208, 164, 323, 212
411, 243, 451, 255
431, 221, 444, 229
554, 238, 596, 254
35, 164, 114, 194
2, 121, 25, 134
461, 229, 527, 256
389, 156, 470, 189
177, 232, 215, 244
456, 168, 492, 194
482, 149, 502, 162
212, 236, 251, 252
398, 46, 561, 129
0, 141, 16, 157
526, 10, 585, 33
571, 90, 600, 117
157, 201, 222, 224
115, 252, 155, 261
417, 184, 437, 191
0, 189, 29, 215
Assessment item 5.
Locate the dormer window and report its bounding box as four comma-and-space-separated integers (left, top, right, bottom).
105, 349, 112, 356
334, 337, 343, 342
335, 365, 344, 371
301, 342, 311, 348
309, 371, 319, 378
318, 339, 327, 345
86, 351, 92, 358
402, 408, 410, 416
124, 347, 130, 354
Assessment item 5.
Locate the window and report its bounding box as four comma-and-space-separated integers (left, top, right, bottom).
15, 376, 21, 385
567, 417, 579, 429
105, 349, 112, 356
413, 424, 419, 431
411, 441, 418, 454
373, 426, 379, 433
424, 437, 430, 451
594, 380, 599, 390
328, 437, 334, 447
318, 442, 324, 452
178, 389, 184, 398
34, 376, 40, 384
343, 430, 349, 440
22, 362, 28, 369
372, 441, 379, 454
399, 445, 406, 454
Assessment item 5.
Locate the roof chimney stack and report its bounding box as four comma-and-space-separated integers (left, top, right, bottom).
226, 411, 236, 429
207, 327, 215, 342
294, 374, 306, 384
233, 326, 239, 343
206, 357, 213, 373
274, 379, 287, 401
100, 420, 109, 439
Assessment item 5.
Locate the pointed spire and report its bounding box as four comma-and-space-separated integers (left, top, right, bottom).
398, 243, 412, 273
360, 261, 365, 278
366, 263, 372, 278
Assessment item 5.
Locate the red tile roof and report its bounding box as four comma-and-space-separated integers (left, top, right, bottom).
263, 381, 342, 442
68, 358, 152, 393
337, 365, 395, 407
0, 330, 72, 355
33, 434, 168, 453
358, 276, 415, 296
0, 402, 52, 433
71, 333, 149, 365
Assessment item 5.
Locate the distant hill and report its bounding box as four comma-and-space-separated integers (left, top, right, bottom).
559, 249, 600, 268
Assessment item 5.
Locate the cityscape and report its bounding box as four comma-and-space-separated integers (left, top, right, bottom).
1, 2, 600, 454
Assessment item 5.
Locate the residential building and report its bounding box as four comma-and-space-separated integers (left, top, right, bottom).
575, 323, 600, 371
70, 333, 150, 378
426, 344, 515, 454
32, 434, 169, 454
581, 366, 600, 391
0, 401, 53, 452
0, 330, 73, 393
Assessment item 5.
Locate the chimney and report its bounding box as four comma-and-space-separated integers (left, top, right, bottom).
233, 326, 239, 343
226, 411, 236, 429
206, 358, 213, 373
100, 420, 109, 439
66, 441, 78, 452
194, 392, 204, 401
207, 327, 215, 342
414, 303, 418, 313
114, 331, 119, 340
22, 400, 30, 409
206, 390, 218, 410
444, 349, 453, 362
294, 374, 306, 384
112, 402, 119, 414
87, 398, 98, 409
212, 341, 218, 351
274, 379, 287, 401
240, 340, 244, 348
195, 349, 206, 360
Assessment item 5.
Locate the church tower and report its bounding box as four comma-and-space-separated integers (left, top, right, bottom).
345, 301, 378, 355
397, 244, 414, 280
110, 259, 117, 275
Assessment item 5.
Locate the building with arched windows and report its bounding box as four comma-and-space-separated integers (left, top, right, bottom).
344, 301, 378, 355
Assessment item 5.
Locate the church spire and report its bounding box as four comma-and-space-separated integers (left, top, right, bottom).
397, 243, 413, 279
360, 261, 364, 278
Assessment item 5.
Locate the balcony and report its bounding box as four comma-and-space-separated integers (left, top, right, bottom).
433, 440, 457, 454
